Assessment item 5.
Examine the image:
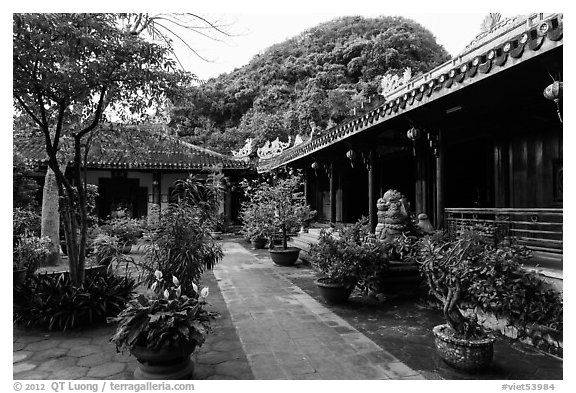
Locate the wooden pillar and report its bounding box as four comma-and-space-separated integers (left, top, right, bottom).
303, 167, 310, 205
435, 130, 445, 229
367, 150, 377, 233
493, 137, 509, 207
329, 161, 337, 224
224, 178, 233, 225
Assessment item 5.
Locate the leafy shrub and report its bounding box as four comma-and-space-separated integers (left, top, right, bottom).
13, 207, 41, 245
13, 235, 52, 271
101, 215, 145, 246
13, 149, 39, 209
415, 230, 563, 339
140, 175, 223, 295
13, 271, 136, 331
109, 270, 214, 352
308, 218, 389, 283
92, 233, 122, 264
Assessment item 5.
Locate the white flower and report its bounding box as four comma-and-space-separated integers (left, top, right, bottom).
200, 287, 209, 298
192, 282, 198, 293
172, 276, 180, 287
150, 282, 157, 291
175, 286, 181, 298
163, 289, 170, 299
154, 270, 163, 281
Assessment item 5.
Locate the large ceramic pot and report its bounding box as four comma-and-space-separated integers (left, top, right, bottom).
314, 277, 356, 304
251, 238, 267, 249
432, 324, 494, 372
130, 343, 196, 380
269, 247, 300, 266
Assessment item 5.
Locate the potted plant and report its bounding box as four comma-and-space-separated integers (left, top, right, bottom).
109, 270, 214, 379
209, 213, 226, 240
240, 201, 270, 249
13, 235, 52, 285
241, 170, 314, 266
414, 229, 563, 372
308, 219, 389, 304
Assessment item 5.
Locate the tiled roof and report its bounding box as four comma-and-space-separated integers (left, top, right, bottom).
257, 13, 563, 173
14, 124, 251, 171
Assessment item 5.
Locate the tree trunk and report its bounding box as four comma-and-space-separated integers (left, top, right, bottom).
41, 166, 62, 266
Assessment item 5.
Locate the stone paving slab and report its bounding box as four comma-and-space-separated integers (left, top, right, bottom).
214, 241, 424, 380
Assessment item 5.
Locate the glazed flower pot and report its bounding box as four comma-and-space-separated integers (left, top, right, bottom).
131, 343, 196, 380
251, 238, 267, 249
314, 277, 356, 304
432, 324, 494, 372
269, 247, 300, 266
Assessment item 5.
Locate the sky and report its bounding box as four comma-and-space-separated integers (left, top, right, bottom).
174, 12, 511, 81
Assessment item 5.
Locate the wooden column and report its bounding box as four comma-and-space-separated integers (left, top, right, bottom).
367, 150, 377, 233
493, 137, 509, 207
303, 167, 310, 205
224, 178, 233, 225
329, 161, 337, 224
152, 172, 161, 205
435, 130, 445, 229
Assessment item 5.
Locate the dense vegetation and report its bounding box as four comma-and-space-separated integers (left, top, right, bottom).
170, 16, 451, 154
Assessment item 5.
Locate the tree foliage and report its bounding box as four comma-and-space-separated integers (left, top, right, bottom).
13, 13, 195, 284
171, 16, 450, 153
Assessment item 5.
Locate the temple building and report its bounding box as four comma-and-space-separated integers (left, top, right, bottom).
14, 124, 252, 225
257, 14, 563, 284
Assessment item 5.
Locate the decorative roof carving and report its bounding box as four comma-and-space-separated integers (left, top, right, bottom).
293, 134, 304, 147
459, 14, 530, 55
257, 136, 292, 159
232, 138, 254, 158
380, 67, 412, 99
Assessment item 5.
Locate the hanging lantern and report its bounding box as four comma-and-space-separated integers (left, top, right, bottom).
543, 81, 562, 102
311, 161, 320, 171
406, 128, 422, 157
406, 127, 422, 141
543, 81, 563, 123
346, 149, 357, 168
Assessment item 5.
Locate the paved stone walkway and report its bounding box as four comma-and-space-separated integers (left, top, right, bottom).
214, 241, 423, 380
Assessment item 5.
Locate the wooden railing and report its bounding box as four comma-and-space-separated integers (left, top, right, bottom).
445, 208, 563, 254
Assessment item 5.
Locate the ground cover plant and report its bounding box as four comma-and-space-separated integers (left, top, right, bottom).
14, 271, 136, 331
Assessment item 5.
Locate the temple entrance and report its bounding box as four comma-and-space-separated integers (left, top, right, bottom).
97, 177, 148, 220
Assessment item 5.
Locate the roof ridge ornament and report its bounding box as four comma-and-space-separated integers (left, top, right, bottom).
232, 138, 254, 158
380, 68, 412, 100
257, 136, 292, 159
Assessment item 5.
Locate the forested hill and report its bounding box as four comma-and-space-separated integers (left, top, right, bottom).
170, 16, 451, 154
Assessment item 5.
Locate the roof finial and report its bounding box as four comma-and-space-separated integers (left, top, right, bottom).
480, 13, 502, 33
